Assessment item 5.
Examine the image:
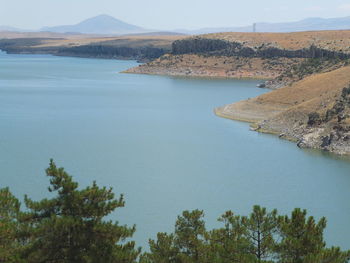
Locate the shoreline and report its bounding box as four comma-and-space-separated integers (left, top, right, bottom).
122, 54, 298, 88
4, 50, 350, 156
214, 66, 350, 156
214, 107, 299, 142
122, 70, 272, 81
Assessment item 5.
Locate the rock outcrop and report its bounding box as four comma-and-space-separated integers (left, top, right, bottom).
215, 66, 350, 155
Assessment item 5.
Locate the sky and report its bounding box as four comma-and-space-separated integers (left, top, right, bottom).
1, 0, 350, 30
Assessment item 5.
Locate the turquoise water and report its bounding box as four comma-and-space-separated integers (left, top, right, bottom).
0, 51, 349, 249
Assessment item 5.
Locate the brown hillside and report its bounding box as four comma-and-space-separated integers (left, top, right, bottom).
0, 31, 185, 49
124, 54, 302, 79
215, 66, 350, 154
203, 30, 350, 52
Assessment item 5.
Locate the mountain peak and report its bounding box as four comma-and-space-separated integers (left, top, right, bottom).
42, 15, 146, 35
83, 14, 122, 23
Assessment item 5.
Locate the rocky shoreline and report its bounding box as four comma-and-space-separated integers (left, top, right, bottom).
124, 64, 277, 79
214, 66, 350, 155
123, 54, 302, 84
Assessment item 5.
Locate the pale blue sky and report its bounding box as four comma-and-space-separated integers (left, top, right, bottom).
1, 0, 350, 30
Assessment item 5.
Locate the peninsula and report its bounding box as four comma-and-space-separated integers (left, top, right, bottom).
3, 29, 350, 154
125, 30, 350, 155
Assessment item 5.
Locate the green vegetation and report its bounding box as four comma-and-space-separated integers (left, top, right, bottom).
141, 207, 349, 263
1, 160, 140, 263
307, 112, 322, 126
57, 45, 167, 61
285, 57, 350, 80
171, 38, 350, 60
0, 188, 22, 263
307, 85, 350, 126
0, 38, 170, 62
1, 160, 349, 262
172, 38, 234, 55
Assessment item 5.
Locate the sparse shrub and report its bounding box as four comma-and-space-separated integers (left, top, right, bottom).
308, 112, 322, 126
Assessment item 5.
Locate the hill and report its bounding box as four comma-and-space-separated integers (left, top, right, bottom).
4, 15, 350, 36
215, 66, 350, 155
0, 25, 25, 32
125, 30, 350, 83
0, 33, 185, 61
183, 16, 350, 34
41, 14, 147, 35
200, 30, 350, 53
123, 30, 350, 155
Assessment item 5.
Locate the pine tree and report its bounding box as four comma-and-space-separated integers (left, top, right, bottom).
304, 247, 350, 263
241, 205, 278, 262
140, 233, 179, 263
0, 188, 23, 263
276, 208, 326, 263
174, 210, 208, 263
20, 159, 140, 263
208, 211, 254, 263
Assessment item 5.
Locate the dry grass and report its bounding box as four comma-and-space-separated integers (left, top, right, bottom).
216, 66, 350, 124
0, 31, 186, 49
201, 30, 350, 52
36, 35, 186, 48
126, 54, 303, 79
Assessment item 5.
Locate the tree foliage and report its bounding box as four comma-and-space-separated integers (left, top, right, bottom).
241, 205, 278, 262
208, 211, 253, 263
276, 208, 327, 263
0, 162, 349, 263
19, 160, 139, 263
143, 206, 349, 263
0, 188, 23, 263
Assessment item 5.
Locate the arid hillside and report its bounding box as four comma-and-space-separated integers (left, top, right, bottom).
124, 54, 303, 79
203, 30, 350, 52
126, 30, 350, 84
0, 32, 186, 61
215, 66, 350, 155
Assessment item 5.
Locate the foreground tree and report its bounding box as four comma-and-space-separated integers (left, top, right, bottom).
0, 188, 22, 263
208, 211, 254, 263
174, 210, 208, 263
241, 205, 278, 262
20, 159, 140, 263
142, 210, 208, 263
276, 208, 326, 263
306, 247, 350, 263
145, 207, 350, 263
140, 233, 179, 263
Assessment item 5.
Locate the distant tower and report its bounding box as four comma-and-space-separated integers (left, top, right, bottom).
253, 23, 256, 33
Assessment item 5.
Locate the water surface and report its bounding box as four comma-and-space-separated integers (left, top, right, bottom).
0, 51, 349, 249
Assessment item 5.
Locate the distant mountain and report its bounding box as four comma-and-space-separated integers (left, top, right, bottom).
253, 17, 350, 32
0, 26, 25, 32
181, 16, 350, 34
4, 15, 350, 36
41, 14, 148, 35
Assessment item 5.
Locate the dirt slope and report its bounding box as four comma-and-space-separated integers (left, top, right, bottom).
203, 30, 350, 52
215, 66, 350, 154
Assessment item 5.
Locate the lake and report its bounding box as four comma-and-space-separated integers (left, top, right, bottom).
0, 51, 349, 249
